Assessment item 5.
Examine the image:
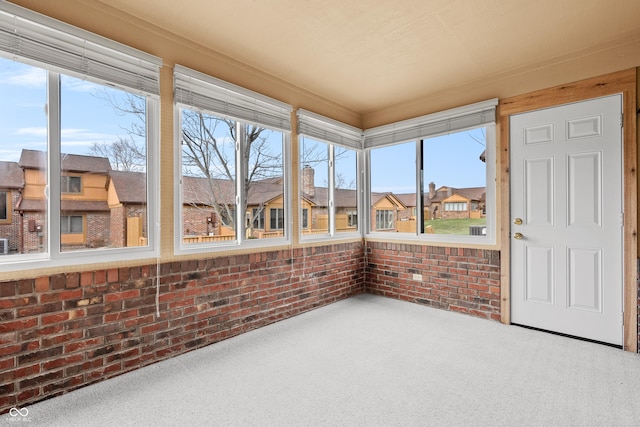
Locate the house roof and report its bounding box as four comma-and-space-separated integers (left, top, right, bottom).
19, 150, 111, 173
182, 175, 285, 206
109, 171, 147, 204
394, 193, 416, 208
427, 186, 486, 205
370, 192, 407, 210
0, 161, 24, 189
302, 187, 358, 209
394, 187, 486, 208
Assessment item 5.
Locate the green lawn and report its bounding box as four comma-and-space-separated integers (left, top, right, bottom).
424, 218, 486, 235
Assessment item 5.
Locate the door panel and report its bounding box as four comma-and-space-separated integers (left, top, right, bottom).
510, 94, 623, 345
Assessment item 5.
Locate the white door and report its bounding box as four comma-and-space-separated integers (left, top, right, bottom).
510, 94, 623, 345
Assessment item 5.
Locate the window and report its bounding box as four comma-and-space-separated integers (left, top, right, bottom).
376, 210, 394, 230
364, 99, 497, 243
61, 215, 83, 234
369, 141, 415, 233
0, 191, 9, 222
61, 176, 82, 193
297, 109, 361, 239
270, 208, 284, 230
445, 202, 467, 212
174, 65, 291, 251
347, 211, 358, 228
0, 2, 160, 270
252, 208, 264, 229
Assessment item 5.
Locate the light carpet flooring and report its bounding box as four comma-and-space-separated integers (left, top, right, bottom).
3, 293, 640, 426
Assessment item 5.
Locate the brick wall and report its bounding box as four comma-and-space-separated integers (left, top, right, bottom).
365, 241, 501, 321
0, 242, 364, 413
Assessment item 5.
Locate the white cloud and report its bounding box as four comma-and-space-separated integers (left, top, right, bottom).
15, 127, 47, 137
2, 67, 46, 88
61, 128, 115, 141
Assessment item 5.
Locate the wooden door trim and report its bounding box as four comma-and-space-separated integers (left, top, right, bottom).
499, 68, 637, 352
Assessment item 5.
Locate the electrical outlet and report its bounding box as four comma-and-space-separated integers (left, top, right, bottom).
412, 273, 422, 281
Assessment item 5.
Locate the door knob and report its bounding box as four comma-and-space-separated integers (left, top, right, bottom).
513, 218, 522, 225
513, 232, 523, 240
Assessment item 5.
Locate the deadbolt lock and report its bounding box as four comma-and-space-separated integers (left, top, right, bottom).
513, 218, 523, 225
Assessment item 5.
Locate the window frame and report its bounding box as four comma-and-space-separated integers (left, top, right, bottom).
297, 109, 362, 242
0, 190, 10, 224
61, 175, 82, 194
363, 100, 497, 246
375, 209, 394, 230
60, 215, 84, 234
0, 2, 161, 272
173, 65, 292, 255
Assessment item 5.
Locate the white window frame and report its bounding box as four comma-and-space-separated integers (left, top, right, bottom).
0, 2, 161, 272
364, 99, 497, 245
174, 65, 292, 255
297, 109, 362, 241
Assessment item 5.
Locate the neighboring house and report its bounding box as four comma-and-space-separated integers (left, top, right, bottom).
300, 166, 358, 234
107, 171, 147, 247
0, 150, 152, 253
0, 161, 24, 254
392, 182, 486, 228
15, 150, 112, 252
370, 192, 406, 232
0, 153, 488, 249
424, 182, 485, 220
181, 174, 287, 239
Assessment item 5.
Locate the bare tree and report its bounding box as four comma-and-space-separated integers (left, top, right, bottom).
180, 109, 286, 236
99, 89, 332, 237
89, 136, 145, 172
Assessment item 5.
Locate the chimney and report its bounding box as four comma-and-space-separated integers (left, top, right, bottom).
302, 165, 315, 197
428, 182, 435, 200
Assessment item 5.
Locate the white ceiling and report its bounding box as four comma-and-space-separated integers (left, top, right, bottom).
97, 0, 640, 114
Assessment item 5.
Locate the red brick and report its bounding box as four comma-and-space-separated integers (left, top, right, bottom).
0, 318, 38, 333
35, 277, 50, 293
65, 273, 80, 289
107, 268, 119, 283
80, 271, 94, 287
41, 312, 70, 325
104, 290, 140, 303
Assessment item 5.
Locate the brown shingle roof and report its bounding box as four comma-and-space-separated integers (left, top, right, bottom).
19, 149, 111, 173
109, 171, 146, 204
0, 161, 24, 188
425, 186, 486, 206
303, 187, 358, 208
394, 193, 415, 207
181, 175, 285, 206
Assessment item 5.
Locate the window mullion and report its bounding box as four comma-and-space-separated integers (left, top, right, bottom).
236, 122, 245, 244
328, 145, 335, 236
47, 71, 61, 257
416, 139, 423, 236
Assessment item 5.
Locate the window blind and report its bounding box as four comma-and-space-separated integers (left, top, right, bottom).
297, 109, 362, 150
0, 2, 161, 96
363, 99, 498, 148
174, 65, 292, 132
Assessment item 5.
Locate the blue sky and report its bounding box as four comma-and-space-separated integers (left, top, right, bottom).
370, 129, 487, 193
0, 56, 140, 164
